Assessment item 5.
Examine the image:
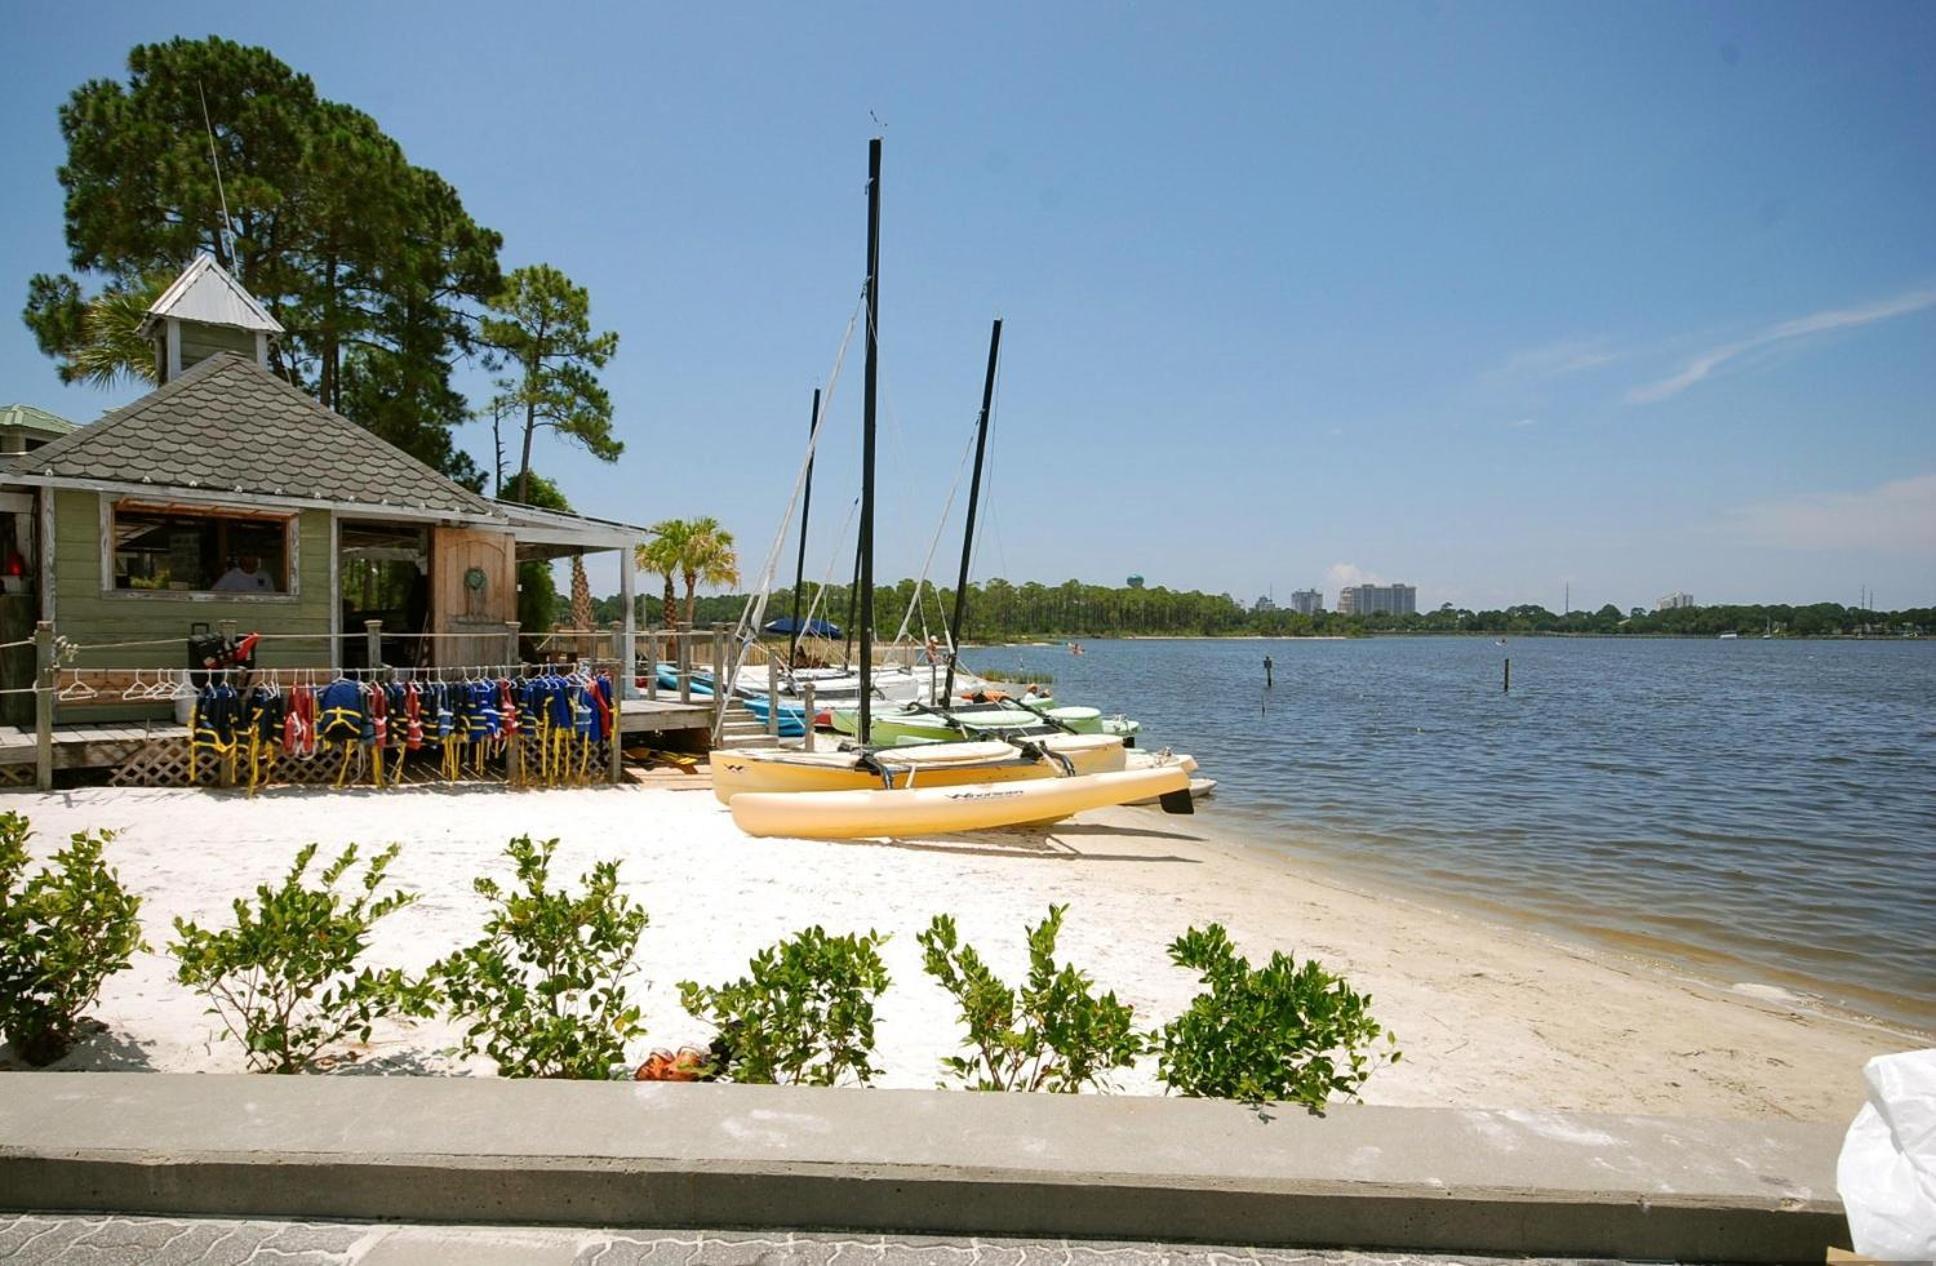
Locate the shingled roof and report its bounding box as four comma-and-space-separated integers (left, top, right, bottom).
9, 352, 499, 518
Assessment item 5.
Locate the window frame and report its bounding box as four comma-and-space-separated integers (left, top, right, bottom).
98, 494, 301, 603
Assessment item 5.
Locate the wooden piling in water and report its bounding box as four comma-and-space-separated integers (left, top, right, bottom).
1504, 658, 1511, 693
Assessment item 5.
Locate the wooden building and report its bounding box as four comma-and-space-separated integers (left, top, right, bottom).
0, 256, 645, 728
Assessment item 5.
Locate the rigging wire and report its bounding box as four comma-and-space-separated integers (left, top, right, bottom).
726, 286, 865, 669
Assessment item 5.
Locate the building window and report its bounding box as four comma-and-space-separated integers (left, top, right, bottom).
109, 502, 294, 595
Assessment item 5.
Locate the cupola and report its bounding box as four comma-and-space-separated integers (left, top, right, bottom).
139, 254, 285, 384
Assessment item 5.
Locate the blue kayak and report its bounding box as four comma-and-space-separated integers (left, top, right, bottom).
741, 694, 807, 737
655, 663, 714, 696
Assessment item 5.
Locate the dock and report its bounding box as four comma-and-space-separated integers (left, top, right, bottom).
0, 697, 716, 786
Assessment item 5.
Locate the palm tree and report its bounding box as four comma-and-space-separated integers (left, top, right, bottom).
678, 516, 739, 626
637, 519, 691, 628
65, 276, 171, 388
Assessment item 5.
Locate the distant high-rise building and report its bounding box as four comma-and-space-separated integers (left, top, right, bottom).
1656, 591, 1695, 611
1254, 594, 1277, 613
1338, 583, 1417, 616
1290, 588, 1323, 616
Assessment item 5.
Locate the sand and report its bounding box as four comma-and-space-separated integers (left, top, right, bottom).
6, 784, 1921, 1121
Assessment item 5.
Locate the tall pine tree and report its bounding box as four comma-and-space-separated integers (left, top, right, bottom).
21, 36, 502, 484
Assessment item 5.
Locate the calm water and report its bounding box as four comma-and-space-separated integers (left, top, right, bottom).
968, 636, 1936, 1029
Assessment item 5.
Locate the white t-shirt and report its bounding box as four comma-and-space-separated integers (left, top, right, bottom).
213, 567, 274, 593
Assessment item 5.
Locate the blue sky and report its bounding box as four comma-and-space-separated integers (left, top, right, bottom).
4, 1, 1933, 611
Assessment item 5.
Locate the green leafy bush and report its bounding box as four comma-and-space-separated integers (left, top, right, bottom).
919, 905, 1144, 1092
0, 813, 145, 1066
1157, 923, 1397, 1112
171, 842, 431, 1074
437, 835, 648, 1079
680, 926, 890, 1086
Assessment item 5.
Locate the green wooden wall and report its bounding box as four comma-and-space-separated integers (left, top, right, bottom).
51, 489, 335, 721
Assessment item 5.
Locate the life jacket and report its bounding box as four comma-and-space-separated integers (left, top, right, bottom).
499, 679, 520, 738
432, 682, 455, 742
192, 683, 241, 752
247, 686, 285, 744
403, 683, 424, 750
317, 679, 366, 744
591, 674, 615, 742
282, 687, 307, 753
465, 680, 497, 742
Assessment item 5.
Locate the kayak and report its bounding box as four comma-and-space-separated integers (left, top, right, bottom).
829, 699, 1140, 744
711, 733, 1127, 803
730, 761, 1195, 840
741, 694, 808, 737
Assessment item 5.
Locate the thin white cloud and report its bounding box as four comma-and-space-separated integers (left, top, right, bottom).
1488, 339, 1616, 381
1629, 289, 1936, 404
1508, 417, 1538, 428
1325, 562, 1385, 590
1726, 472, 1936, 554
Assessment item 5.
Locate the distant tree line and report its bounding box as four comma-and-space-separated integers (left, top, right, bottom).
592, 580, 1933, 640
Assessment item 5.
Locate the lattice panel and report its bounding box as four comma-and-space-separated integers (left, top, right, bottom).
105, 734, 612, 790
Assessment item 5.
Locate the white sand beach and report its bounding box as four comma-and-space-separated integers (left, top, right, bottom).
6, 784, 1920, 1121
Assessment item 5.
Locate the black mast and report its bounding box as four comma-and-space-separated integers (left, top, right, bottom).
943, 318, 1002, 704
787, 387, 821, 669
858, 137, 882, 744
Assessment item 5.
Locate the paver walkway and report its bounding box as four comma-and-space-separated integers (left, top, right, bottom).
0, 1216, 1665, 1266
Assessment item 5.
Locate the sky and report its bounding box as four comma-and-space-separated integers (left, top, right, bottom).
2, 1, 1933, 613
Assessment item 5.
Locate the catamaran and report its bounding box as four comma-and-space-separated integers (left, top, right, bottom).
710, 139, 1197, 836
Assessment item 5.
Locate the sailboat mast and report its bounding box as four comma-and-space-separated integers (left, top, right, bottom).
858, 137, 882, 744
787, 386, 820, 669
943, 318, 1002, 704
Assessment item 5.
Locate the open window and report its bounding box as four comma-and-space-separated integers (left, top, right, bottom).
108, 500, 295, 596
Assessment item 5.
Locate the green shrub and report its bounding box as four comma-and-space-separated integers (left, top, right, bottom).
919, 905, 1144, 1092
0, 813, 145, 1066
1157, 923, 1397, 1112
171, 842, 431, 1074
680, 926, 890, 1086
437, 835, 647, 1079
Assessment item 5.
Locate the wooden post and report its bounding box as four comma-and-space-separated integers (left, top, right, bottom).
677, 627, 691, 705
1504, 658, 1511, 693
505, 621, 521, 671
766, 653, 780, 738
645, 630, 659, 701
365, 619, 382, 675
1264, 654, 1274, 689
801, 681, 816, 753
33, 620, 54, 792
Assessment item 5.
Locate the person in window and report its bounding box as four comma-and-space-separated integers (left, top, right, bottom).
214, 554, 275, 593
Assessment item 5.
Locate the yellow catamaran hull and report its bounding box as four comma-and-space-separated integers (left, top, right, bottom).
711, 735, 1126, 804
730, 762, 1194, 840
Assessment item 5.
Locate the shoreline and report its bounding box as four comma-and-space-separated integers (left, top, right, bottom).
5, 785, 1920, 1121
1201, 803, 1934, 1035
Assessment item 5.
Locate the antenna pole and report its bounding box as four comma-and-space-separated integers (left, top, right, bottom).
944, 318, 1002, 704
788, 387, 821, 669
858, 137, 882, 745
197, 82, 237, 267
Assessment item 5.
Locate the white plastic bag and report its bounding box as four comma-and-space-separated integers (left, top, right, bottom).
1837, 1048, 1936, 1259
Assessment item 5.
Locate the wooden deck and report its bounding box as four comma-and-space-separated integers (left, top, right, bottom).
0, 697, 716, 775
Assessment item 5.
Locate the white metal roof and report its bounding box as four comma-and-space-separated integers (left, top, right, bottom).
138, 254, 286, 336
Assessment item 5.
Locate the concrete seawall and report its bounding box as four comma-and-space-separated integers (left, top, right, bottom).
0, 1075, 1846, 1262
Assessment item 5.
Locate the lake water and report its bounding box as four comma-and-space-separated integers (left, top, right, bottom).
967, 636, 1936, 1030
